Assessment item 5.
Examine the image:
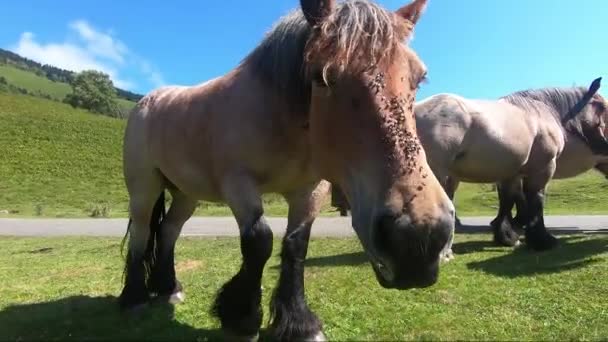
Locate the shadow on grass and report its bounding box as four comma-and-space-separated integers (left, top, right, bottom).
0, 295, 224, 341
304, 251, 368, 268
452, 240, 502, 255
466, 235, 608, 278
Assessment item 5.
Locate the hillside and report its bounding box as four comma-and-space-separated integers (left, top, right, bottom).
0, 92, 607, 218
0, 64, 72, 100
0, 49, 141, 117
0, 93, 295, 217
0, 48, 142, 102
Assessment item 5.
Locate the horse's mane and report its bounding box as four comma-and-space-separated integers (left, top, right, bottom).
240, 0, 410, 113
501, 86, 589, 122
240, 10, 311, 113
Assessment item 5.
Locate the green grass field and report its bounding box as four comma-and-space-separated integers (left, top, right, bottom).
0, 64, 72, 100
1, 91, 608, 218
1, 233, 607, 340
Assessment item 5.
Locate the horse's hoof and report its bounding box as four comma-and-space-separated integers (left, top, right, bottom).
307, 331, 327, 342
164, 290, 185, 304
120, 301, 149, 315
270, 330, 326, 342
118, 290, 150, 313
494, 232, 520, 247
223, 330, 259, 342
440, 249, 455, 263
525, 231, 558, 251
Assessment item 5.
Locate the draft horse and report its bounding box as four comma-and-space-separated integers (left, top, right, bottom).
414, 78, 606, 256
118, 0, 454, 340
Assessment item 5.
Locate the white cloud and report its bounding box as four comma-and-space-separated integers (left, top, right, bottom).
9, 20, 165, 92
69, 20, 128, 65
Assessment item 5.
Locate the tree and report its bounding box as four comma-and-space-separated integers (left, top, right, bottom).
64, 70, 121, 117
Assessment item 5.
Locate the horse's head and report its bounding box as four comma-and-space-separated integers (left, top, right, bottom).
301, 0, 454, 289
566, 77, 608, 155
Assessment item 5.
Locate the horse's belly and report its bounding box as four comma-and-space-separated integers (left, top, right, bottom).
161, 163, 223, 201
450, 148, 527, 183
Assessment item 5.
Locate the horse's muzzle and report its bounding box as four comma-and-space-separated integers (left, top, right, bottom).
370, 211, 453, 290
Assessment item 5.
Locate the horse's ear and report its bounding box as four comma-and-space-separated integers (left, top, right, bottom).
588, 77, 602, 97
395, 0, 428, 25
301, 0, 336, 27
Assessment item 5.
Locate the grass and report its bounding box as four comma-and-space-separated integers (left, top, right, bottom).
0, 64, 72, 100
1, 91, 608, 218
0, 233, 607, 340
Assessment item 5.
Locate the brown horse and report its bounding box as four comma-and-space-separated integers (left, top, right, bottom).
119, 0, 454, 340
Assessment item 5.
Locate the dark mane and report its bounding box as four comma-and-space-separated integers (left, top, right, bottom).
501, 86, 607, 151
501, 86, 589, 122
240, 10, 312, 113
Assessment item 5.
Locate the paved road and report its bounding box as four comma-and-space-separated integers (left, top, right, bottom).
0, 216, 607, 237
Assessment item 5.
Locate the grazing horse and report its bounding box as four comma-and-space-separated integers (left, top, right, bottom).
119, 0, 454, 340
415, 78, 606, 257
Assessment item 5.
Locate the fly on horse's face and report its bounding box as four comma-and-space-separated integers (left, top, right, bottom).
302, 0, 455, 289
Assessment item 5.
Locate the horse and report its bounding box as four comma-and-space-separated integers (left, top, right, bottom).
414, 78, 606, 257
493, 135, 608, 230
118, 0, 454, 340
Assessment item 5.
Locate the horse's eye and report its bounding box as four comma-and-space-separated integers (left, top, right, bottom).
419, 73, 428, 86
312, 73, 329, 87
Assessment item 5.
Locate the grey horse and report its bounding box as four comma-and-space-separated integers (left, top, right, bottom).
416, 78, 607, 259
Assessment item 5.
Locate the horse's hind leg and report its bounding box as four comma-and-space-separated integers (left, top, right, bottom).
490, 178, 521, 247
212, 175, 273, 341
119, 170, 164, 310
269, 181, 329, 341
148, 189, 197, 304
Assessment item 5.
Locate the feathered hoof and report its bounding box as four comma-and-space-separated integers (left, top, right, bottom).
525, 229, 558, 251
155, 290, 186, 305
222, 330, 259, 342
440, 248, 455, 263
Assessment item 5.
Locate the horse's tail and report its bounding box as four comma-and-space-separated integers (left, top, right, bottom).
120, 191, 166, 282
144, 191, 166, 275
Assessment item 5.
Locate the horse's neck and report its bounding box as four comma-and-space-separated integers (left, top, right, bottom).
551, 130, 603, 179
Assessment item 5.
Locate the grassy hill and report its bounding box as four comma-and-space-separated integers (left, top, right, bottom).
0, 91, 607, 218
0, 93, 296, 217
0, 64, 72, 100
0, 56, 139, 115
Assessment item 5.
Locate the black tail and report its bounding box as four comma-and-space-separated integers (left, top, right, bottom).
143, 191, 166, 278
120, 191, 166, 283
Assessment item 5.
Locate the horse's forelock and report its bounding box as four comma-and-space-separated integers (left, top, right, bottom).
304, 0, 412, 80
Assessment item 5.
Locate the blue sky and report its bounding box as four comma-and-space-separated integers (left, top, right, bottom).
1, 0, 607, 99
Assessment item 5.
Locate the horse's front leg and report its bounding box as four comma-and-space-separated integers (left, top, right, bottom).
212, 176, 273, 341
438, 175, 457, 262
522, 162, 558, 251
490, 178, 522, 247
269, 181, 329, 342
511, 179, 527, 229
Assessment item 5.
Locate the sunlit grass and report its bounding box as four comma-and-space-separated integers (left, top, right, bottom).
1, 233, 607, 340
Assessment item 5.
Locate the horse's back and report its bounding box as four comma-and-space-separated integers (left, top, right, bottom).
415, 94, 536, 182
